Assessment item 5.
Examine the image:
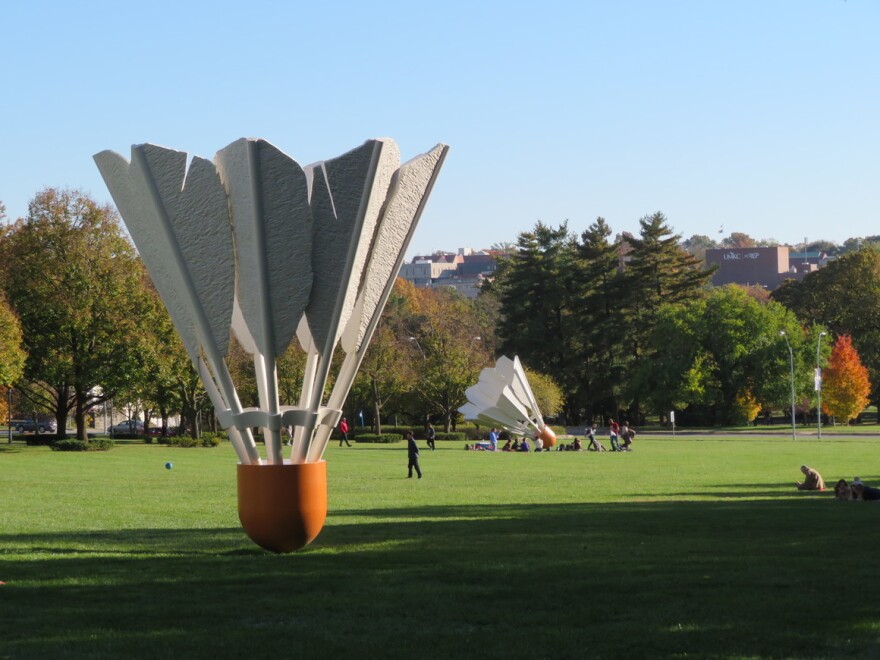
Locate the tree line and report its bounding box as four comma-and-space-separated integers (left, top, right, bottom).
487, 213, 877, 426
0, 189, 873, 439
0, 188, 563, 441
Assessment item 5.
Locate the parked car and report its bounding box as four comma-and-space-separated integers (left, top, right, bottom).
108, 419, 144, 436
11, 418, 57, 434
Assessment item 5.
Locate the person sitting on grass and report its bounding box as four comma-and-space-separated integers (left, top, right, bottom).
586, 425, 606, 452
518, 437, 530, 452
512, 438, 520, 451
534, 436, 544, 452
501, 438, 512, 452
621, 422, 636, 451
571, 437, 582, 451
795, 465, 826, 491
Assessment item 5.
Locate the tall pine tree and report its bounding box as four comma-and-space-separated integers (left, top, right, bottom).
619, 212, 715, 420
492, 222, 577, 419
569, 217, 626, 421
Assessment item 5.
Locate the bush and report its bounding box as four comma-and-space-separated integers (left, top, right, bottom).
142, 437, 154, 444
51, 439, 89, 452
161, 432, 224, 448
435, 432, 466, 441
25, 435, 57, 446
51, 438, 114, 452
199, 432, 223, 448
354, 433, 403, 443
90, 437, 115, 451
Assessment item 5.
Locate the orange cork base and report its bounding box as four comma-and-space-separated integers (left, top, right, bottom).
538, 426, 557, 448
237, 461, 327, 553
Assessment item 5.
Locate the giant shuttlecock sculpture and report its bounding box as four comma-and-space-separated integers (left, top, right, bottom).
95, 137, 447, 552
459, 356, 557, 448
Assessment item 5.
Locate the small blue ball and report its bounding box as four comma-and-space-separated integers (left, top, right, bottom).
165, 462, 173, 470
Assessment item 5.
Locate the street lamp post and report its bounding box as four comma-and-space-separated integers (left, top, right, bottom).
780, 331, 796, 441
816, 331, 827, 438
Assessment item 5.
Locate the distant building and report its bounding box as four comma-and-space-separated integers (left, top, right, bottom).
398, 248, 502, 298
705, 246, 830, 289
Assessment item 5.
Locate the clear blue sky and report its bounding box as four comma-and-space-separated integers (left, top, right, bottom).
1, 1, 877, 257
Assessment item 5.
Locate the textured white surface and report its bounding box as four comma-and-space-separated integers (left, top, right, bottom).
94, 144, 259, 465
341, 144, 448, 354
304, 139, 399, 352
95, 145, 236, 363
306, 144, 449, 462
215, 138, 313, 358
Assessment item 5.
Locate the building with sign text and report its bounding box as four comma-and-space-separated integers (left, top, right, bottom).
705, 246, 824, 289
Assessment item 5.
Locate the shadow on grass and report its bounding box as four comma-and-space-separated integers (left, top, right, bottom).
2, 500, 879, 659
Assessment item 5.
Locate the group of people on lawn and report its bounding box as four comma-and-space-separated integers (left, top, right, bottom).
586, 418, 636, 452
465, 419, 636, 453
795, 465, 880, 501
467, 427, 537, 451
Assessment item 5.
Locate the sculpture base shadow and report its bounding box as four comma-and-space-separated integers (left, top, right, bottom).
237, 460, 327, 553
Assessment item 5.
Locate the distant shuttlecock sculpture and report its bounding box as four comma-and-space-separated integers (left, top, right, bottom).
95, 137, 447, 552
459, 356, 556, 447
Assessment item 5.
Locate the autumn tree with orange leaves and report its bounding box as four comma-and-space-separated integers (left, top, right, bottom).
822, 335, 871, 425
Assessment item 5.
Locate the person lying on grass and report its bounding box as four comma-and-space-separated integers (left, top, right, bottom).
834, 478, 880, 501
795, 465, 826, 491
852, 480, 880, 501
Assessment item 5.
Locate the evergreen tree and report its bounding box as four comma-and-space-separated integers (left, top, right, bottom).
569, 217, 626, 421
492, 222, 577, 417
618, 212, 715, 419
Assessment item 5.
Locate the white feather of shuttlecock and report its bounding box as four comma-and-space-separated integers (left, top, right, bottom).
94, 144, 261, 465
459, 356, 547, 437
96, 138, 448, 466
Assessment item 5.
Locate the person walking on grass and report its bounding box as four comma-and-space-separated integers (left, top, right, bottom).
425, 422, 436, 451
609, 418, 621, 451
407, 431, 422, 479
338, 416, 351, 447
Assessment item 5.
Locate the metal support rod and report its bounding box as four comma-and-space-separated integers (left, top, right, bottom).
780, 331, 796, 441
817, 331, 827, 438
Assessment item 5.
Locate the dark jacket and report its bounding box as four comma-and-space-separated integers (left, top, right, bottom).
407, 437, 420, 459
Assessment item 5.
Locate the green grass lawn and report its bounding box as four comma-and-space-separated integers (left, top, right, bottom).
2, 435, 879, 659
